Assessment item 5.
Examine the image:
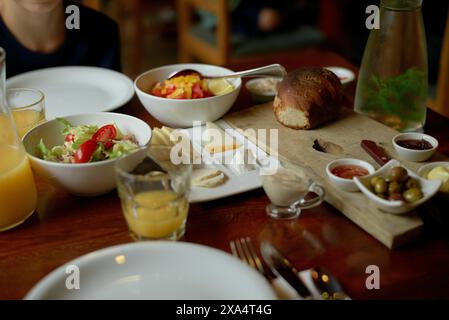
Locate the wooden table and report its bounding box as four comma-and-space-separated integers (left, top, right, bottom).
2, 49, 449, 300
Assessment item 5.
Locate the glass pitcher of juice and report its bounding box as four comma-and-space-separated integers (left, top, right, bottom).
354, 0, 428, 132
0, 48, 38, 231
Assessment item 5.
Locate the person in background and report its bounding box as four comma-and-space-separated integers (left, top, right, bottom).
0, 0, 121, 78
199, 0, 318, 37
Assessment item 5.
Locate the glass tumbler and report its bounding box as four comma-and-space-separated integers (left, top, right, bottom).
115, 146, 191, 241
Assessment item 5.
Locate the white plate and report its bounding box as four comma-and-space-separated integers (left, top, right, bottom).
25, 242, 276, 300
184, 120, 279, 203
7, 67, 134, 119
325, 66, 356, 85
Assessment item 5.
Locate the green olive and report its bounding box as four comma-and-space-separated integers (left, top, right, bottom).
388, 167, 408, 182
405, 178, 420, 189
374, 178, 387, 195
370, 176, 382, 188
403, 188, 423, 203
388, 181, 402, 195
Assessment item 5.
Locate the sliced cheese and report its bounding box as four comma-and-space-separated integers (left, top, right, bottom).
191, 168, 227, 188
151, 126, 182, 146
203, 122, 241, 154
151, 128, 171, 146
161, 126, 176, 143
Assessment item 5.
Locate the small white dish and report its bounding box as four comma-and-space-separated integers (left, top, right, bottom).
326, 158, 375, 192
354, 159, 441, 214
185, 120, 279, 203
393, 133, 438, 162
324, 66, 356, 85
25, 242, 276, 300
418, 161, 449, 199
7, 66, 135, 119
22, 112, 152, 196
245, 77, 282, 103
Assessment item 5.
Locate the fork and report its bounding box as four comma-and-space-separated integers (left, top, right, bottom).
230, 237, 269, 278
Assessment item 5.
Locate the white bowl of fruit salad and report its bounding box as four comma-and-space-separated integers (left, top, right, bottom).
135, 63, 241, 128
22, 113, 152, 196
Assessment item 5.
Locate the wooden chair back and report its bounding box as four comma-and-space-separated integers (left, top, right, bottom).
429, 8, 449, 118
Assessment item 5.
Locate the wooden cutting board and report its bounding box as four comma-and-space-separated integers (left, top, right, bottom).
224, 103, 446, 249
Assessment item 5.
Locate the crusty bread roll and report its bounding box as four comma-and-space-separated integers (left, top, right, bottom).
273, 68, 343, 130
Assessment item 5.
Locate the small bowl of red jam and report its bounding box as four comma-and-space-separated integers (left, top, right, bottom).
326, 159, 375, 192
393, 133, 438, 162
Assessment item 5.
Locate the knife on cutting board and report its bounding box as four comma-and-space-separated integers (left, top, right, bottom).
260, 242, 312, 299
361, 140, 391, 165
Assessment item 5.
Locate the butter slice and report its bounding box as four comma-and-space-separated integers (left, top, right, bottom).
427, 166, 449, 192
191, 168, 226, 188
203, 122, 241, 154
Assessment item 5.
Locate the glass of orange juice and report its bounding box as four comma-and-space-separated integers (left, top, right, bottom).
115, 146, 191, 241
0, 49, 38, 231
7, 88, 46, 138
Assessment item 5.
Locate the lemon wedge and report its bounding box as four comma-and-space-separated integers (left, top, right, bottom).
207, 79, 234, 96
427, 166, 449, 192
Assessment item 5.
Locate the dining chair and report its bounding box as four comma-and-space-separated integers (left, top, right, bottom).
428, 8, 449, 119
176, 0, 328, 66
177, 0, 230, 65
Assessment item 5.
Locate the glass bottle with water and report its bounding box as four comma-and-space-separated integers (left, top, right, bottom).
355, 0, 428, 132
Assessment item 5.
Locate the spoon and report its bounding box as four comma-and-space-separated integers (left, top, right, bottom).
310, 267, 349, 300
167, 64, 287, 80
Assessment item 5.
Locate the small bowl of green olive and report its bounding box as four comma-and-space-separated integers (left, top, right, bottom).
354, 160, 441, 214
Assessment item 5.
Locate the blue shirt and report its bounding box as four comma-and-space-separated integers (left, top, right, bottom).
0, 1, 121, 78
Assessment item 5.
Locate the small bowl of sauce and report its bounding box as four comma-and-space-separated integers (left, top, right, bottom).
393, 133, 438, 162
331, 165, 370, 179
245, 77, 282, 103
396, 139, 433, 150
326, 159, 375, 192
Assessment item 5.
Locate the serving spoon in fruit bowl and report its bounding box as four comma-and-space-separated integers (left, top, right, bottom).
167, 64, 287, 80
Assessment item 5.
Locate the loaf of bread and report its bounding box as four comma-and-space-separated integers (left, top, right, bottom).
273, 68, 343, 130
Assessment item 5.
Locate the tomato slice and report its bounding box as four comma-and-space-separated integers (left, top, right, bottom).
152, 88, 162, 97
92, 125, 117, 143
103, 140, 114, 150
192, 83, 205, 99
65, 133, 75, 142
165, 85, 176, 96
73, 139, 97, 163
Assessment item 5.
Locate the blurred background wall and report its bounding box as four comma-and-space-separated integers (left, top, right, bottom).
79, 0, 448, 115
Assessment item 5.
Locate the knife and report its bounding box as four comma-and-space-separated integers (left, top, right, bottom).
361, 140, 391, 166
260, 241, 312, 299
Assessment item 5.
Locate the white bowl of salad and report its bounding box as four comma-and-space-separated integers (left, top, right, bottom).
22, 112, 152, 196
